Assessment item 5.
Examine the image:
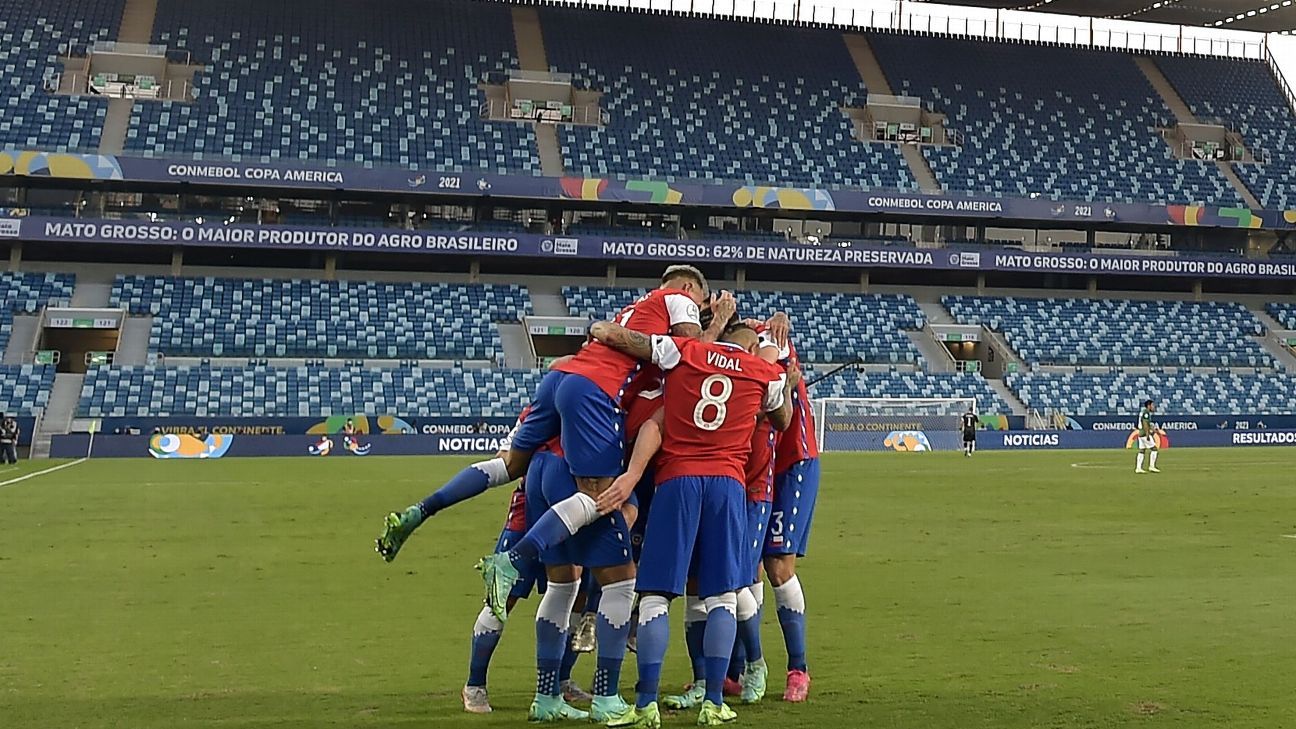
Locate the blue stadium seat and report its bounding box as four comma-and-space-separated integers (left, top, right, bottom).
0, 272, 76, 352
943, 295, 1269, 368
1008, 370, 1296, 416
110, 275, 530, 359
1155, 55, 1294, 209
541, 10, 915, 190
0, 364, 56, 414
1267, 302, 1296, 329
0, 0, 119, 151
78, 365, 544, 417
126, 0, 538, 173
869, 35, 1242, 205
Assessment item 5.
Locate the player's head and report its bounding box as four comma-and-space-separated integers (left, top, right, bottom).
660, 264, 709, 305
967, 405, 975, 414
720, 321, 759, 353
698, 291, 738, 332
1144, 399, 1156, 412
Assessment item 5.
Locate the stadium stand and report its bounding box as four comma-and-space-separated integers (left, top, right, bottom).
78, 365, 542, 417
1008, 370, 1296, 416
812, 369, 1013, 415
561, 286, 924, 363
941, 295, 1270, 367
0, 272, 77, 353
0, 0, 120, 151
126, 0, 537, 172
111, 276, 530, 359
0, 364, 57, 415
1266, 302, 1296, 329
868, 34, 1243, 205
1154, 55, 1295, 209
540, 9, 915, 189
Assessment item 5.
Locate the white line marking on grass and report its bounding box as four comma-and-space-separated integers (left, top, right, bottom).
0, 458, 87, 488
1069, 462, 1123, 469
1282, 535, 1296, 540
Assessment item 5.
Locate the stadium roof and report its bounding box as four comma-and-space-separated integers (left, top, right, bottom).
925, 1, 1296, 32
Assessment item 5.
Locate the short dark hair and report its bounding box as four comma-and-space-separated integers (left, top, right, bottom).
1143, 399, 1155, 408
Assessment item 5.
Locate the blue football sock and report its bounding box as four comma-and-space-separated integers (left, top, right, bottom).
418, 465, 490, 519
702, 595, 738, 706
592, 578, 635, 697
467, 606, 504, 687
508, 509, 573, 567
684, 596, 707, 681
634, 596, 671, 709
738, 610, 763, 664
774, 576, 808, 672
536, 581, 579, 698
559, 640, 578, 683
727, 639, 746, 682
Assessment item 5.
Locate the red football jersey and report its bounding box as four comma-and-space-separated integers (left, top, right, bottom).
650, 336, 788, 485
773, 338, 819, 473
624, 383, 664, 444
744, 418, 777, 503
502, 484, 527, 532
555, 288, 700, 402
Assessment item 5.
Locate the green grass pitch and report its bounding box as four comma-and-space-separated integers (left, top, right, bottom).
2, 449, 1295, 728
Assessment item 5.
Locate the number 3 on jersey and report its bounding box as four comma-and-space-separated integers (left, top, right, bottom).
693, 374, 733, 430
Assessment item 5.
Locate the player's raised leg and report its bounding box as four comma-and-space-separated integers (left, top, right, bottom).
376, 371, 563, 561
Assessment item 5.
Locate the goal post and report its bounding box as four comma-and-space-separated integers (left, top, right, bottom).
813, 397, 977, 452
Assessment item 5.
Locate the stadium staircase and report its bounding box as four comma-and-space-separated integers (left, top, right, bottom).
113, 316, 153, 366
117, 0, 159, 44
98, 100, 133, 155
33, 374, 83, 459
511, 5, 565, 176
1136, 56, 1262, 209
497, 323, 535, 368
987, 378, 1028, 416
98, 0, 160, 155
842, 34, 942, 194
904, 330, 955, 373
1248, 305, 1296, 371
2, 316, 42, 365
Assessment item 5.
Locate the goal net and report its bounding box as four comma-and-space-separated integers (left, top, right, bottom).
812, 397, 977, 452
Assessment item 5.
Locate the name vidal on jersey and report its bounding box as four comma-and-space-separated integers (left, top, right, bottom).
706, 351, 744, 372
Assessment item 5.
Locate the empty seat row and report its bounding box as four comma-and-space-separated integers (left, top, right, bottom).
110, 275, 530, 359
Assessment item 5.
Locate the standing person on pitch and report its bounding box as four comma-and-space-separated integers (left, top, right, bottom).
1134, 399, 1164, 474
376, 266, 711, 562
759, 311, 820, 703
588, 316, 796, 728
962, 406, 979, 457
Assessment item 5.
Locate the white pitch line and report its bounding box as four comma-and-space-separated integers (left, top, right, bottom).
1281, 535, 1296, 540
0, 458, 87, 488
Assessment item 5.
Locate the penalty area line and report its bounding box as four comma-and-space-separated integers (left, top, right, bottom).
0, 458, 87, 488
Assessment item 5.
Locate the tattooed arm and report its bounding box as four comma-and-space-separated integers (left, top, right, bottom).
589, 321, 654, 361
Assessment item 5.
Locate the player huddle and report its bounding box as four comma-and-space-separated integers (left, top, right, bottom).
375, 265, 821, 727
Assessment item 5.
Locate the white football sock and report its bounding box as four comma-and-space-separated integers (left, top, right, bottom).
1149, 450, 1158, 468
1136, 452, 1145, 470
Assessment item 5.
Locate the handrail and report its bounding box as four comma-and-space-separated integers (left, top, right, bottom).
1263, 41, 1296, 122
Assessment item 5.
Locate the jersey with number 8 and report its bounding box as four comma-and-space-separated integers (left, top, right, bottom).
649, 335, 788, 485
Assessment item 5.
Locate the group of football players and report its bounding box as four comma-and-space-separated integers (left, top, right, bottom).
375, 264, 821, 727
